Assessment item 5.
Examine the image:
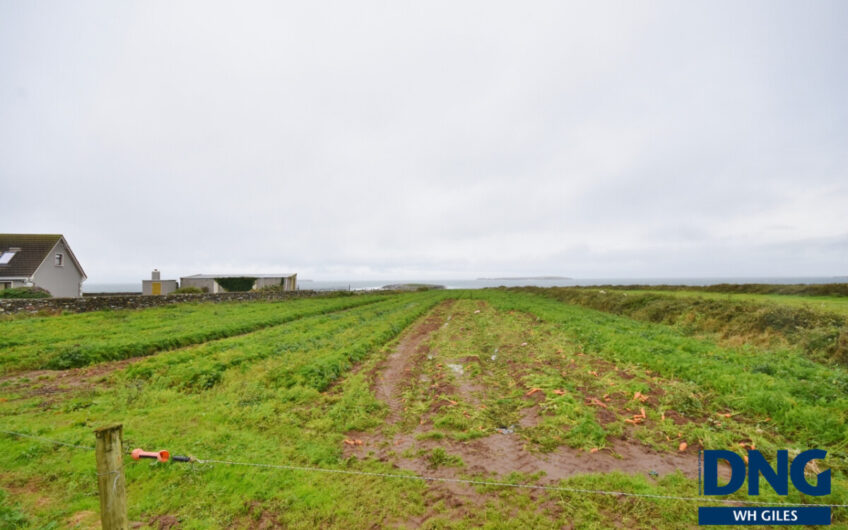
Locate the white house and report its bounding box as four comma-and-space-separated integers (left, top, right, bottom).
0, 234, 87, 297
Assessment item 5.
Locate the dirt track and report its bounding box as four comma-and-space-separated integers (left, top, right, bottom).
372, 300, 455, 424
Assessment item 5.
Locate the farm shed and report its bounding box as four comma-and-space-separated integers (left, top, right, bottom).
179, 273, 297, 293
0, 234, 87, 297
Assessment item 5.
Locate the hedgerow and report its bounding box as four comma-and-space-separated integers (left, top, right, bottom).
518, 287, 848, 365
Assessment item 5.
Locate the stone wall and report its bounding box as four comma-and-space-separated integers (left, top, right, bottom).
0, 289, 339, 315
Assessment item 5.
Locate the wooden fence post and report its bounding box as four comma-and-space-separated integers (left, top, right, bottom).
94, 424, 128, 530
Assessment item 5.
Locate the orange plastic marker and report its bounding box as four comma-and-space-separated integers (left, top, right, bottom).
131, 448, 170, 462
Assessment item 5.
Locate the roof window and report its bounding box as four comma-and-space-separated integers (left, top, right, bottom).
0, 249, 19, 265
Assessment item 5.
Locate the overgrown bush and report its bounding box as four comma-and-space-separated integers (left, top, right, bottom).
173, 287, 203, 294
0, 287, 51, 299
214, 277, 257, 292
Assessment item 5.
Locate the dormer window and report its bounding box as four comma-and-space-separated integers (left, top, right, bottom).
0, 248, 19, 265
54, 253, 64, 266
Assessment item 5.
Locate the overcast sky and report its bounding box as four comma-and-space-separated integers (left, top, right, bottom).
1, 1, 846, 282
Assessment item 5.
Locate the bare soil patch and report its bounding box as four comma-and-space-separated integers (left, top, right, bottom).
0, 358, 139, 401
149, 514, 180, 529
372, 300, 455, 423
0, 476, 53, 510
67, 510, 98, 529
237, 501, 283, 529
346, 430, 701, 482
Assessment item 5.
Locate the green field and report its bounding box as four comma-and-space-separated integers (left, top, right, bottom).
614, 289, 848, 317
1, 289, 846, 528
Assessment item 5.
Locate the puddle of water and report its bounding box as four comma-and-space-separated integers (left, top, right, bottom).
446, 363, 464, 376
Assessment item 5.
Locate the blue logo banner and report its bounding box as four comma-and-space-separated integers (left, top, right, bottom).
698, 507, 831, 525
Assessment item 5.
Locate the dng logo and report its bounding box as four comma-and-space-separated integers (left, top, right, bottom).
698, 449, 832, 525
702, 449, 830, 496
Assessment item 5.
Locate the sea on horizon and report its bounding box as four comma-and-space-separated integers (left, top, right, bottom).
83, 276, 848, 294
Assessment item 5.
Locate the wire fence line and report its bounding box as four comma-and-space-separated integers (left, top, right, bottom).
0, 429, 95, 451
3, 429, 847, 508
195, 457, 848, 508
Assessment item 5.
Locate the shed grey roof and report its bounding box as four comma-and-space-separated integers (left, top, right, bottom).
0, 234, 63, 278
182, 274, 296, 279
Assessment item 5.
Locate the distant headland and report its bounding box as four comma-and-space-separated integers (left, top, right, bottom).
382, 283, 446, 291
476, 276, 572, 281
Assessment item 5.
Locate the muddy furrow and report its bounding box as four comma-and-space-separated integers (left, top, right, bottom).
372, 300, 455, 423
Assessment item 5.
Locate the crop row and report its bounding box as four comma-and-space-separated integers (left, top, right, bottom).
0, 294, 388, 373
474, 290, 848, 449
123, 290, 450, 392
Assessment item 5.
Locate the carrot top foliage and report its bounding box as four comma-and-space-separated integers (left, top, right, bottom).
0, 294, 387, 373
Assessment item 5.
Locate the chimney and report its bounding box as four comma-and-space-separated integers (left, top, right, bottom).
152, 269, 161, 280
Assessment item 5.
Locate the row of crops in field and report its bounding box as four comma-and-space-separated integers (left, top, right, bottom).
121, 291, 452, 392
0, 294, 388, 372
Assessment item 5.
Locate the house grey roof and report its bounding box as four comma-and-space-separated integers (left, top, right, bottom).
0, 234, 63, 278
182, 274, 296, 279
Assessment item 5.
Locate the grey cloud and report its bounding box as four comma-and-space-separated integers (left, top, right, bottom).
1, 1, 846, 282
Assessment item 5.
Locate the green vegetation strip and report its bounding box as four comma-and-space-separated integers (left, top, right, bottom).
476, 290, 848, 450
602, 282, 848, 297
518, 286, 848, 365
0, 287, 51, 299
617, 289, 848, 317
0, 294, 387, 373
